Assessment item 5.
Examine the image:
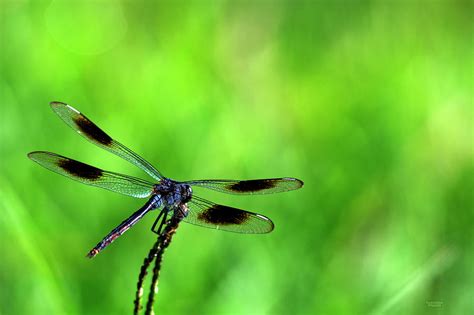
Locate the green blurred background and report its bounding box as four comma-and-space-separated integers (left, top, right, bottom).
1, 1, 472, 314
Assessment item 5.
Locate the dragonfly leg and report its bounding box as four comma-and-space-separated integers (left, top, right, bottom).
176, 203, 189, 219
151, 207, 169, 235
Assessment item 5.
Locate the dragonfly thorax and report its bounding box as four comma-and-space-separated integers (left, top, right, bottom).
153, 179, 192, 206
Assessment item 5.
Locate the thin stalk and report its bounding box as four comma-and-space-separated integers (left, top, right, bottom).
134, 206, 185, 315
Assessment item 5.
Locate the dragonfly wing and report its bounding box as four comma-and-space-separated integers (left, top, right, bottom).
184, 178, 303, 195
28, 151, 154, 198
50, 101, 164, 180
183, 195, 274, 233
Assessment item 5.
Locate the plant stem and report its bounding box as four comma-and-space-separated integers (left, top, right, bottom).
134, 210, 183, 315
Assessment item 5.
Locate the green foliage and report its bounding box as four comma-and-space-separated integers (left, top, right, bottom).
1, 1, 472, 314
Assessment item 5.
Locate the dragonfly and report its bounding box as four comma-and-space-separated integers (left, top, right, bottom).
28, 102, 304, 258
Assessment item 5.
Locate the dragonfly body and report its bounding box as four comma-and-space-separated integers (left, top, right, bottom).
87, 195, 162, 258
28, 102, 303, 258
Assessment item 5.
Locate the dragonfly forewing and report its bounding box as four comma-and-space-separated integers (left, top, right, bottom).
50, 101, 164, 181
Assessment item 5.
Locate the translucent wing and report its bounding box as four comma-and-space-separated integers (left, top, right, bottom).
50, 101, 164, 180
28, 151, 154, 198
184, 195, 274, 233
184, 178, 303, 195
